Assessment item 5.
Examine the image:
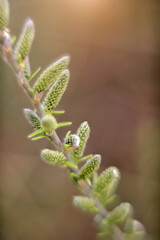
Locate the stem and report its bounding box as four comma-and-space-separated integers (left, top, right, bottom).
0, 30, 125, 240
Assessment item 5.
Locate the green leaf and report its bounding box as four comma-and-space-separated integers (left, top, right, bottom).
32, 135, 47, 141
57, 121, 72, 128
51, 110, 65, 114
64, 161, 78, 169
28, 88, 35, 94
28, 128, 44, 138
28, 67, 41, 82
78, 154, 93, 163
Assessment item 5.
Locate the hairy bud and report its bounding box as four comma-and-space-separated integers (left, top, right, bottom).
64, 134, 80, 150
73, 196, 98, 214
43, 70, 69, 113
79, 154, 101, 179
0, 0, 9, 29
93, 167, 120, 195
23, 108, 41, 129
71, 121, 90, 161
41, 149, 66, 166
41, 115, 58, 132
102, 203, 132, 226
34, 56, 69, 93
14, 18, 35, 63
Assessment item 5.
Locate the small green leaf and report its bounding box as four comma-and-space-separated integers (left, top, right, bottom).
28, 128, 44, 138
31, 135, 47, 141
28, 88, 35, 94
51, 110, 65, 114
57, 122, 72, 128
28, 67, 41, 82
64, 161, 78, 169
78, 154, 93, 163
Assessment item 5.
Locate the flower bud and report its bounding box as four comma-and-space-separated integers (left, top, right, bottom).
41, 115, 58, 132
73, 196, 98, 214
71, 121, 90, 161
41, 149, 66, 166
34, 56, 69, 93
43, 70, 69, 113
23, 108, 41, 129
102, 202, 132, 226
64, 134, 80, 150
0, 0, 9, 29
93, 167, 120, 195
14, 18, 35, 63
79, 154, 101, 179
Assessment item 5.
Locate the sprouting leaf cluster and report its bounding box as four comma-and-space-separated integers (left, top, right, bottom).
0, 1, 146, 239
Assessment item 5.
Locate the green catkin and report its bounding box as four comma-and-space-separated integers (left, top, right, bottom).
73, 196, 98, 214
102, 202, 132, 225
24, 56, 31, 79
23, 108, 41, 129
41, 149, 66, 166
0, 0, 9, 29
14, 18, 35, 62
34, 56, 69, 93
93, 167, 120, 195
41, 115, 58, 132
79, 154, 101, 179
71, 121, 90, 161
43, 70, 69, 113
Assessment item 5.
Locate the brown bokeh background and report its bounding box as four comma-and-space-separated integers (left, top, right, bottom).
0, 0, 160, 240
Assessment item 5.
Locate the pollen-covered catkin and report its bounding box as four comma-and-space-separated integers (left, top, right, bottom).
71, 121, 90, 161
41, 149, 66, 166
43, 70, 69, 113
73, 196, 98, 214
93, 167, 120, 195
102, 202, 132, 225
79, 154, 101, 179
23, 108, 41, 129
14, 18, 35, 63
0, 0, 9, 29
34, 56, 69, 93
24, 56, 31, 79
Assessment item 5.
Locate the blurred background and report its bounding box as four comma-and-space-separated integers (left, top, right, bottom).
0, 0, 160, 239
